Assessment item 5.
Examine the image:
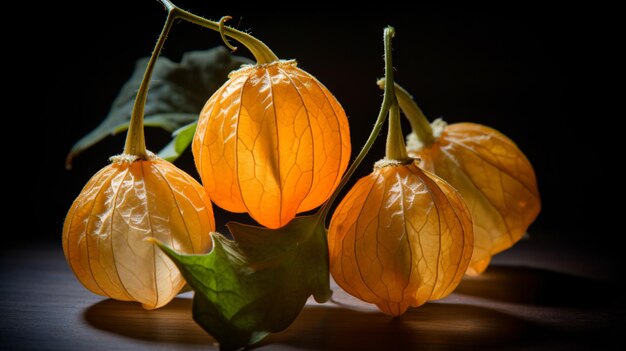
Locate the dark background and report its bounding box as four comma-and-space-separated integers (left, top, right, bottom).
16, 2, 617, 267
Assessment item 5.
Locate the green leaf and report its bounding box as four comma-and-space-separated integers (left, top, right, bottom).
66, 47, 251, 168
153, 214, 332, 351
157, 122, 197, 162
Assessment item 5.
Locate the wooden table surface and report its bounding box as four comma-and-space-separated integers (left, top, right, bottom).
1, 237, 623, 350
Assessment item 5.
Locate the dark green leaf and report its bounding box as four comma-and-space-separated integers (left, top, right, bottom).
66, 47, 251, 168
154, 214, 332, 351
157, 122, 197, 162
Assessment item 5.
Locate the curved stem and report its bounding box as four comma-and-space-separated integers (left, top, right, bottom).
219, 16, 238, 52
318, 26, 397, 222
393, 83, 434, 145
124, 10, 175, 157
124, 1, 281, 157
159, 0, 278, 64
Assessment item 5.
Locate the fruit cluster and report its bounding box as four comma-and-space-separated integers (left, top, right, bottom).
63, 1, 540, 348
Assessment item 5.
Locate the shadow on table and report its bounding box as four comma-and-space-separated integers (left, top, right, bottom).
455, 265, 618, 307
85, 297, 551, 349
84, 278, 580, 350
84, 297, 215, 345
261, 302, 556, 350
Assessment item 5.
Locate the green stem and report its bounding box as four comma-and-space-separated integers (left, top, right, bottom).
385, 101, 409, 160
393, 83, 434, 145
318, 26, 397, 222
124, 10, 175, 157
124, 1, 281, 157
159, 0, 278, 64
382, 35, 408, 161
